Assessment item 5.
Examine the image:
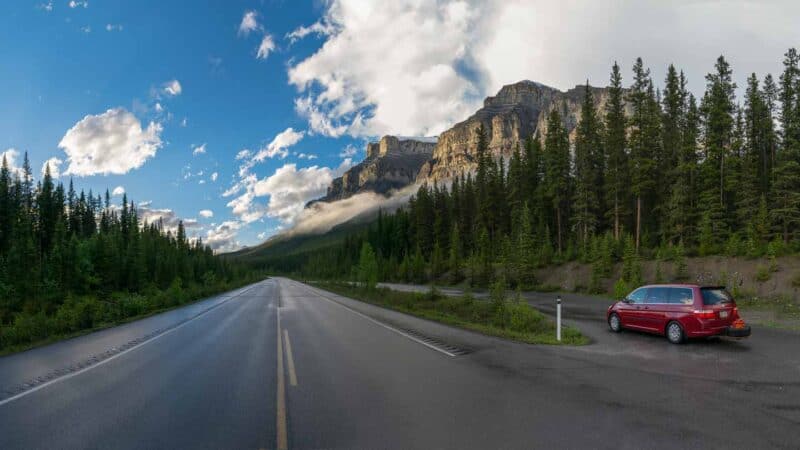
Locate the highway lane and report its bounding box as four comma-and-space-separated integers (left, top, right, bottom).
0, 277, 798, 449
0, 280, 279, 449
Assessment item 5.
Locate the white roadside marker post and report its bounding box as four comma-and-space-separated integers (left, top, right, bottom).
556, 295, 562, 342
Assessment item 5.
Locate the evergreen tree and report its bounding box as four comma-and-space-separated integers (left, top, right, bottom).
542, 107, 571, 254
572, 82, 605, 248
516, 203, 536, 286
627, 58, 660, 249
448, 225, 462, 284
699, 55, 737, 243
356, 242, 379, 289
604, 62, 630, 240
773, 48, 800, 242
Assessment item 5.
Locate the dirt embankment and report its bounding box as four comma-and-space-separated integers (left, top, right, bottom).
535, 256, 800, 301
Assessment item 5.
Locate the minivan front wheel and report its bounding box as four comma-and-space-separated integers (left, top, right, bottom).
666, 321, 685, 344
608, 313, 622, 332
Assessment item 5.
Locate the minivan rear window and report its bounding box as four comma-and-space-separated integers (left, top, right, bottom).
701, 288, 733, 305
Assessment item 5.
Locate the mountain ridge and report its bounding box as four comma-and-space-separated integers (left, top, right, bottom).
313, 79, 629, 206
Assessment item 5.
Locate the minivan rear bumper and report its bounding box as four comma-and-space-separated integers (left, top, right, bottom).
725, 324, 751, 338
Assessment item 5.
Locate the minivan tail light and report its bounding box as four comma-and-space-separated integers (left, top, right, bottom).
693, 310, 716, 319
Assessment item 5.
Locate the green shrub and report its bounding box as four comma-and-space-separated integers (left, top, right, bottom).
425, 285, 441, 302
507, 303, 547, 334
755, 265, 771, 282
613, 278, 629, 300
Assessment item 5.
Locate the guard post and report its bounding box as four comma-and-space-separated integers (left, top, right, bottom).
556, 295, 562, 342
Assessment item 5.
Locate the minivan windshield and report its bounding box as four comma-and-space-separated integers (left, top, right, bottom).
701, 288, 733, 305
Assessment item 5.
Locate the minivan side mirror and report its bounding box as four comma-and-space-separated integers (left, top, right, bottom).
621, 297, 632, 304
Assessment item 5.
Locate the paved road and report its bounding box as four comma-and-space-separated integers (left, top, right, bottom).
0, 278, 798, 449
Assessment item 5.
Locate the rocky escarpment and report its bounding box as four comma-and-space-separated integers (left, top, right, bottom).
417, 80, 630, 182
316, 135, 436, 203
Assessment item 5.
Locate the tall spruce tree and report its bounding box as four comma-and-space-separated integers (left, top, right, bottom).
543, 107, 571, 254
573, 82, 604, 248
627, 58, 659, 249
699, 55, 737, 243
773, 48, 800, 242
604, 62, 630, 240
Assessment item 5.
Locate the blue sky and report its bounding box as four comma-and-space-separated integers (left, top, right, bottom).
0, 0, 362, 250
2, 0, 798, 251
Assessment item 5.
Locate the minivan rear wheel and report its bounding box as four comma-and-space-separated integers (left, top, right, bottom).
666, 321, 685, 344
608, 313, 622, 332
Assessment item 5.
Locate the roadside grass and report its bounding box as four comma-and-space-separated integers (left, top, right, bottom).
309, 281, 587, 345
0, 276, 264, 356
735, 294, 800, 331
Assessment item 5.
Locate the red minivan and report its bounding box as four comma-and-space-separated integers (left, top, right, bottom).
606, 284, 751, 344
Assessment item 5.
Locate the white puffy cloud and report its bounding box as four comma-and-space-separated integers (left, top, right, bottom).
105, 24, 123, 32
69, 0, 88, 8
163, 79, 182, 96
339, 144, 358, 158
252, 164, 334, 224
210, 172, 218, 182
296, 153, 317, 160
288, 0, 479, 137
41, 157, 63, 178
256, 34, 275, 60
137, 205, 200, 233
112, 185, 125, 196
205, 220, 242, 252
238, 10, 260, 36
224, 127, 317, 224
1, 148, 25, 178
252, 128, 304, 162
58, 108, 163, 176
225, 160, 348, 225
336, 158, 356, 175
192, 143, 207, 156
293, 96, 347, 137
286, 21, 334, 43
38, 1, 53, 12
288, 0, 800, 138
199, 209, 214, 218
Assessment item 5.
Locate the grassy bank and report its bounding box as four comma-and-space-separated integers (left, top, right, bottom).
309, 281, 587, 345
0, 274, 264, 356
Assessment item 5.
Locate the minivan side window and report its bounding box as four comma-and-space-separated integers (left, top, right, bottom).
668, 288, 694, 305
646, 287, 670, 304
627, 288, 647, 304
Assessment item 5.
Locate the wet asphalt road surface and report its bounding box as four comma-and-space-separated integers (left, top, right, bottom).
0, 277, 798, 449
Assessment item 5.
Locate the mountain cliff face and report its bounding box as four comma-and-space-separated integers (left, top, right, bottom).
314, 80, 628, 205
316, 135, 436, 203
417, 80, 628, 182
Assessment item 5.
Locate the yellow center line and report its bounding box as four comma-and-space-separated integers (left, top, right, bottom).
283, 330, 298, 387
276, 298, 288, 450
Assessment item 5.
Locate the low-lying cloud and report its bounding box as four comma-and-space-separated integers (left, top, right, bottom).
286, 182, 420, 237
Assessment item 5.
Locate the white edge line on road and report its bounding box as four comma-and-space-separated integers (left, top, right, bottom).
290, 280, 456, 357
0, 280, 267, 408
